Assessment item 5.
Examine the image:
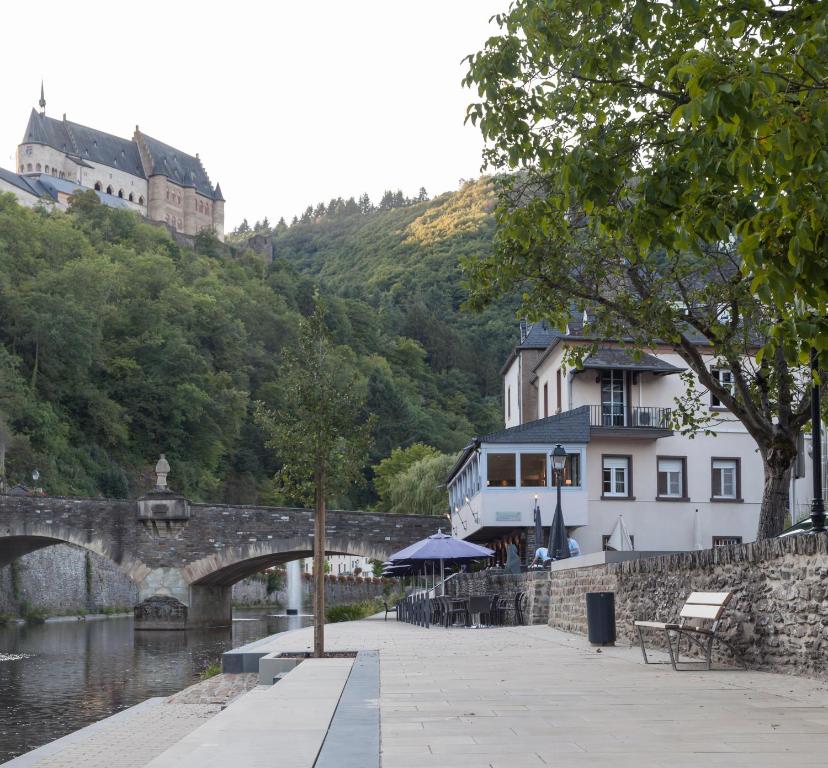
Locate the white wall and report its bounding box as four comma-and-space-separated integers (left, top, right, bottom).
0, 178, 52, 208
503, 357, 521, 428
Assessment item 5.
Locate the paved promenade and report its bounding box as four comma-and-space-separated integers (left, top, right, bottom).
5, 619, 828, 767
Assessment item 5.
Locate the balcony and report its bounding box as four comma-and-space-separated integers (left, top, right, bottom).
587, 405, 673, 438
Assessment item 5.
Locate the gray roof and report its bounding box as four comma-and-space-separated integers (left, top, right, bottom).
140, 133, 218, 198
447, 407, 590, 483
579, 348, 684, 374
0, 166, 47, 197
480, 406, 591, 444
22, 110, 145, 177
34, 174, 132, 209
518, 320, 560, 349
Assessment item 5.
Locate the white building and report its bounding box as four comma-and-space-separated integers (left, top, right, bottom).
448, 319, 816, 558
303, 554, 375, 577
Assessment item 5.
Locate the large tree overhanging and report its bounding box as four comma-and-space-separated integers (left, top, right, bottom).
464, 0, 828, 353
462, 0, 828, 538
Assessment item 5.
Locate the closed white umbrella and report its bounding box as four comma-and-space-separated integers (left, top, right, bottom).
606, 515, 634, 551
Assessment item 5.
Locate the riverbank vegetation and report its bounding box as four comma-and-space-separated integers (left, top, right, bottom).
0, 181, 511, 509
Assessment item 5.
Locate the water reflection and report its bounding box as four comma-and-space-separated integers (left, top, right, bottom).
0, 609, 311, 762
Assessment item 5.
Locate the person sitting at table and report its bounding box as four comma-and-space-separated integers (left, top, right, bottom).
530, 546, 551, 567
567, 529, 581, 557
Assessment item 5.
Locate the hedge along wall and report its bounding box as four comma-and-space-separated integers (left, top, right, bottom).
547, 534, 828, 680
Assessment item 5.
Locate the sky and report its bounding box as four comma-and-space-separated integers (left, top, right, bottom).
1, 0, 506, 230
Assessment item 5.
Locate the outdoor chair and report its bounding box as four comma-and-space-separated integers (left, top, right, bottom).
515, 591, 527, 625
467, 595, 491, 627
480, 594, 502, 626
635, 591, 746, 671
445, 597, 469, 628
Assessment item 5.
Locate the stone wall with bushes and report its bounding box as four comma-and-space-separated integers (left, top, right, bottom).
547, 535, 828, 680
232, 572, 393, 608
0, 544, 138, 616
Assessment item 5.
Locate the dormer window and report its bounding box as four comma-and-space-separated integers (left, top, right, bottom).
711, 368, 735, 408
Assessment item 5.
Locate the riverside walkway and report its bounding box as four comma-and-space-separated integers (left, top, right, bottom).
5, 618, 828, 767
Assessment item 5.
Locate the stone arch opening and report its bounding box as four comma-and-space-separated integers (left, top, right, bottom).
106, 185, 113, 195
94, 181, 102, 191
183, 535, 392, 588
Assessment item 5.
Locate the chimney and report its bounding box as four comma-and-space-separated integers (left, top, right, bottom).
519, 319, 528, 343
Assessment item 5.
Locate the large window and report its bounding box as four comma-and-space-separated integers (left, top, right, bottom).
487, 453, 516, 487
711, 458, 740, 500
657, 457, 686, 499
712, 536, 742, 547
602, 456, 631, 497
711, 368, 735, 408
520, 453, 547, 487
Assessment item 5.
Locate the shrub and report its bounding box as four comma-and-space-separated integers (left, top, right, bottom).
200, 660, 222, 680
326, 599, 382, 623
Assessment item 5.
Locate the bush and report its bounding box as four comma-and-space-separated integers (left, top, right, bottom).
326, 600, 382, 623
200, 660, 222, 680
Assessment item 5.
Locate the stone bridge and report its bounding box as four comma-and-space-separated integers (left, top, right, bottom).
0, 492, 438, 628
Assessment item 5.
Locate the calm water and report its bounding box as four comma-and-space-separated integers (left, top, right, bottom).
0, 609, 312, 762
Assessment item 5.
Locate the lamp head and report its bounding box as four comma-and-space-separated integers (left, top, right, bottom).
32, 469, 40, 483
551, 444, 567, 471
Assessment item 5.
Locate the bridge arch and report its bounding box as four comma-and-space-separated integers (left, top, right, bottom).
182, 533, 395, 587
0, 522, 152, 585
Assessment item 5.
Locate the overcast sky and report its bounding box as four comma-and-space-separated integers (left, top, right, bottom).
1, 0, 506, 229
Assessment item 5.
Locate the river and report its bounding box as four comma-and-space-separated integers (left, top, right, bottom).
0, 608, 312, 762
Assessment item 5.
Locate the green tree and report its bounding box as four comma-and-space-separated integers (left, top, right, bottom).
464, 0, 828, 353
372, 443, 440, 509
385, 453, 455, 517
462, 0, 828, 538
255, 297, 373, 656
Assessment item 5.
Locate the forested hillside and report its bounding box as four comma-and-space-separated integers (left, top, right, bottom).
0, 180, 514, 508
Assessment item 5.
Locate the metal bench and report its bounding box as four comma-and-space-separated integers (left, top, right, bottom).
635, 591, 745, 671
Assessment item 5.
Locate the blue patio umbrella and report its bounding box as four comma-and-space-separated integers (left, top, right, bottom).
389, 529, 493, 594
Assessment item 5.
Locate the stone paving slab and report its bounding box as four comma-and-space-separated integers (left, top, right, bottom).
248, 616, 828, 767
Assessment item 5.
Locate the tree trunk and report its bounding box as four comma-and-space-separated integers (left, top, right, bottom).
756, 447, 794, 540
313, 468, 326, 658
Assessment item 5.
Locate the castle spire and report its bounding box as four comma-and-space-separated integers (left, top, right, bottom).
38, 80, 46, 115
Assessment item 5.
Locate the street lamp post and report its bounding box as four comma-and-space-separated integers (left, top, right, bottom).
810, 350, 826, 533
552, 443, 567, 527
32, 468, 40, 496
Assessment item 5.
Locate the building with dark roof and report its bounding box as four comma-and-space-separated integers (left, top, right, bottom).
15, 85, 225, 239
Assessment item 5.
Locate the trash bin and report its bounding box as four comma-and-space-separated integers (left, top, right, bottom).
585, 591, 616, 645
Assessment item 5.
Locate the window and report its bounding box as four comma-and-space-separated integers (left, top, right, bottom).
128, 193, 134, 202
543, 383, 548, 418
487, 453, 516, 487
601, 370, 626, 426
118, 189, 124, 198
712, 536, 742, 547
106, 185, 113, 195
711, 368, 735, 407
36, 163, 41, 171
44, 165, 49, 174
657, 457, 686, 499
520, 453, 547, 487
556, 369, 562, 412
138, 195, 144, 205
94, 181, 102, 191
602, 456, 631, 497
27, 163, 32, 171
711, 458, 740, 500
561, 453, 581, 487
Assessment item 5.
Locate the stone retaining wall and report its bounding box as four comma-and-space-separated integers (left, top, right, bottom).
232, 574, 392, 608
548, 535, 828, 680
0, 544, 138, 616
446, 570, 551, 624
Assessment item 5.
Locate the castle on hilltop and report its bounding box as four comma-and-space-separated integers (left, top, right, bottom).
7, 85, 225, 240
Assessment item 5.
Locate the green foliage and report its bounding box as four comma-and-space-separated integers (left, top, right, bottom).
265, 569, 283, 595
369, 559, 384, 578
255, 297, 373, 507
200, 660, 222, 680
463, 0, 828, 354
326, 599, 382, 623
384, 453, 455, 517
84, 552, 93, 596
372, 443, 440, 505
0, 188, 508, 505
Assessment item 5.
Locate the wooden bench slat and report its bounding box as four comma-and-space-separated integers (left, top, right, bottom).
686, 591, 732, 606
634, 620, 679, 630
680, 603, 724, 620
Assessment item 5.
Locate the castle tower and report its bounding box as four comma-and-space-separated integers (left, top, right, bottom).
212, 183, 225, 242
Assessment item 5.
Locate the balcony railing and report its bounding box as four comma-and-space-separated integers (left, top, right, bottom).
587, 405, 672, 430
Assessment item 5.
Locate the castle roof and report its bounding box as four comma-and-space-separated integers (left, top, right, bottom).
138, 132, 220, 199
22, 110, 145, 177
0, 166, 49, 198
